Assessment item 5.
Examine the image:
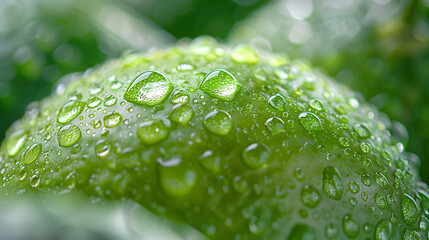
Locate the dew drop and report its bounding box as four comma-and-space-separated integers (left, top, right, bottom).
23, 143, 42, 165
30, 175, 40, 187
323, 166, 343, 200
361, 173, 372, 186
110, 81, 122, 90
354, 124, 371, 139
242, 143, 271, 169
401, 193, 419, 225
159, 161, 197, 197
403, 229, 421, 240
87, 96, 102, 108
265, 117, 285, 135
325, 223, 339, 239
232, 176, 248, 193
301, 184, 321, 208
230, 45, 259, 64
95, 140, 111, 159
6, 129, 29, 156
298, 112, 323, 132
176, 63, 195, 72
268, 94, 285, 111
57, 124, 81, 147
169, 104, 194, 125
360, 142, 372, 153
309, 99, 323, 111
287, 224, 316, 240
88, 84, 104, 95
348, 181, 360, 194
375, 193, 388, 209
137, 119, 169, 145
124, 71, 173, 106
375, 172, 389, 189
198, 150, 221, 173
199, 69, 241, 101
203, 110, 233, 136
343, 214, 360, 239
103, 112, 123, 128
169, 89, 190, 104
104, 94, 117, 107
57, 100, 85, 124
374, 219, 392, 240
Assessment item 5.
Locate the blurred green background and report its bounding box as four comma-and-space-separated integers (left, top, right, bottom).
0, 0, 428, 183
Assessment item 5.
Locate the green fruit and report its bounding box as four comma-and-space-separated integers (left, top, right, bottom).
0, 37, 428, 239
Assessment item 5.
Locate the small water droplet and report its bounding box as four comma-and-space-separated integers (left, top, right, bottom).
242, 143, 272, 169
124, 71, 173, 106
137, 119, 169, 145
199, 69, 241, 101
375, 172, 389, 189
294, 168, 305, 181
287, 224, 316, 240
230, 45, 259, 64
159, 161, 197, 197
374, 219, 392, 240
203, 110, 233, 136
348, 181, 360, 194
87, 96, 102, 108
343, 214, 360, 239
88, 84, 104, 95
6, 129, 29, 156
301, 184, 321, 208
95, 140, 111, 159
176, 63, 195, 72
30, 175, 40, 187
360, 142, 372, 153
338, 137, 350, 147
354, 124, 371, 139
57, 124, 81, 147
103, 112, 122, 128
323, 166, 343, 200
401, 193, 419, 225
265, 117, 285, 135
268, 94, 285, 111
169, 89, 190, 104
104, 94, 117, 107
198, 150, 221, 173
169, 104, 194, 125
57, 100, 85, 124
361, 173, 372, 186
403, 229, 421, 240
232, 176, 248, 193
298, 112, 323, 132
325, 223, 339, 239
23, 143, 42, 164
375, 193, 388, 209
110, 81, 123, 90
17, 167, 27, 180
309, 99, 323, 111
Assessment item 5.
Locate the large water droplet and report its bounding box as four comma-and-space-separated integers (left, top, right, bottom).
402, 193, 419, 225
169, 89, 190, 104
323, 166, 343, 200
104, 94, 117, 107
137, 119, 169, 145
268, 94, 285, 111
265, 117, 285, 135
57, 100, 85, 124
203, 110, 233, 136
298, 112, 323, 132
301, 184, 321, 208
95, 140, 111, 159
354, 124, 371, 139
124, 71, 173, 106
375, 172, 389, 189
343, 214, 359, 239
403, 230, 421, 240
57, 124, 81, 147
242, 143, 272, 169
374, 219, 392, 240
6, 129, 29, 156
87, 96, 102, 108
287, 224, 316, 240
199, 69, 241, 101
198, 150, 221, 173
159, 161, 197, 197
23, 143, 42, 164
169, 104, 194, 125
230, 45, 259, 64
103, 112, 123, 128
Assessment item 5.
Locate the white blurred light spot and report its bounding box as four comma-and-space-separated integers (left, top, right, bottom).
285, 0, 313, 20
288, 21, 312, 44
374, 0, 391, 5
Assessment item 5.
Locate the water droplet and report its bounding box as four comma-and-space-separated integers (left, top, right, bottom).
110, 81, 122, 90
301, 184, 321, 208
361, 173, 372, 186
343, 214, 360, 239
402, 193, 419, 225
87, 96, 102, 108
17, 167, 27, 180
169, 104, 194, 125
199, 69, 241, 101
159, 162, 197, 197
198, 150, 221, 173
232, 176, 248, 193
176, 63, 195, 72
360, 142, 372, 153
57, 124, 81, 147
230, 45, 259, 64
104, 94, 117, 107
88, 84, 103, 95
325, 223, 339, 239
203, 110, 233, 136
124, 71, 173, 106
403, 230, 421, 240
375, 193, 388, 209
294, 168, 305, 181
23, 143, 42, 164
287, 224, 316, 240
6, 129, 29, 156
137, 119, 169, 145
264, 117, 285, 135
323, 166, 343, 200
95, 140, 111, 159
349, 181, 360, 194
242, 143, 271, 169
103, 112, 123, 128
169, 89, 190, 104
298, 112, 323, 132
375, 172, 389, 189
268, 94, 285, 111
338, 137, 350, 147
57, 100, 85, 124
30, 175, 40, 187
354, 124, 371, 139
309, 99, 323, 111
374, 219, 392, 240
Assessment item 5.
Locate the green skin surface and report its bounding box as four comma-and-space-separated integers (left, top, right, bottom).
0, 38, 428, 239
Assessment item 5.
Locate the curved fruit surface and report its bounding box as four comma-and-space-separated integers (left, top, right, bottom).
0, 37, 428, 239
